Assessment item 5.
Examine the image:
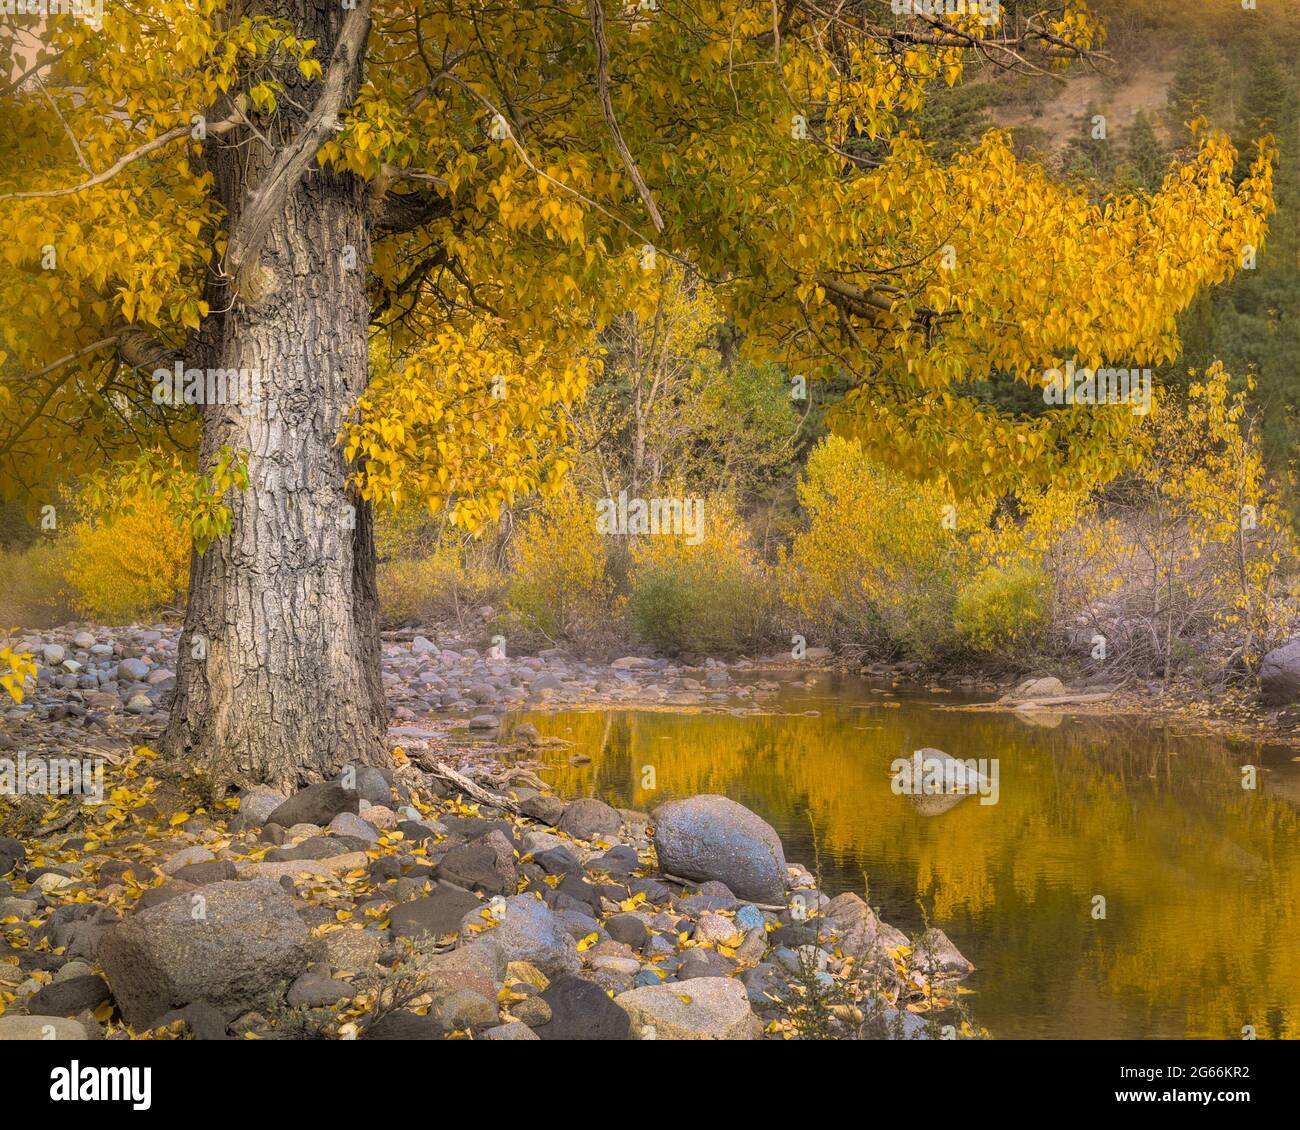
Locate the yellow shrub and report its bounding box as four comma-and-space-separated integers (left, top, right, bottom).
953, 563, 1053, 656
506, 485, 619, 648
62, 495, 190, 623
781, 435, 975, 659
378, 549, 503, 629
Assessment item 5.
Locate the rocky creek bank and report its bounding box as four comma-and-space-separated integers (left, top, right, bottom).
0, 758, 977, 1041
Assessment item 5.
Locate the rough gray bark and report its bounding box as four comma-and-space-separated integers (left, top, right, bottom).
164, 0, 386, 791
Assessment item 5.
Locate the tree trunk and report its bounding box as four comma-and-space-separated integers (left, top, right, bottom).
164, 0, 386, 792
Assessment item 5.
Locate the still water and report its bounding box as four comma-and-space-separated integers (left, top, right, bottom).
506, 672, 1300, 1039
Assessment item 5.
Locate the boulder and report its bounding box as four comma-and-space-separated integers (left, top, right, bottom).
230, 789, 286, 830
0, 836, 24, 877
118, 657, 150, 682
0, 1016, 88, 1041
35, 902, 120, 960
436, 830, 518, 895
518, 793, 565, 825
265, 781, 358, 828
26, 974, 111, 1017
350, 766, 392, 806
652, 795, 787, 903
825, 892, 880, 957
286, 973, 355, 1008
160, 846, 215, 875
1260, 638, 1300, 706
1003, 676, 1065, 702
557, 797, 621, 841
327, 812, 380, 842
413, 941, 502, 999
236, 852, 368, 882
388, 883, 483, 941
460, 895, 580, 979
148, 1001, 229, 1040
98, 879, 311, 1028
615, 977, 762, 1040
534, 974, 632, 1040
360, 1010, 444, 1040
172, 860, 238, 886
322, 928, 384, 973
915, 928, 974, 978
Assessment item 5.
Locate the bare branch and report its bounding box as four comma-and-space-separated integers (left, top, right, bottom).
0, 116, 239, 202
587, 0, 664, 233
5, 336, 120, 383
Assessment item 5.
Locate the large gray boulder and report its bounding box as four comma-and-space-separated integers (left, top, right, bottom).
98, 879, 311, 1028
265, 781, 358, 827
652, 795, 787, 903
1260, 639, 1300, 706
615, 977, 762, 1040
459, 894, 580, 979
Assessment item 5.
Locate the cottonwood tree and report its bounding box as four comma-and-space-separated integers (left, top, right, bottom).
0, 1, 1274, 790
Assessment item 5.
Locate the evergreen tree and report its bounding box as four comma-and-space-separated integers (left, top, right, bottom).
1118, 112, 1167, 194
1166, 35, 1225, 144
1061, 101, 1116, 188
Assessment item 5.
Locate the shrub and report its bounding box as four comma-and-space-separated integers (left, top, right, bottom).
628, 495, 772, 655
953, 563, 1053, 656
781, 436, 973, 661
62, 494, 190, 623
505, 485, 620, 649
0, 541, 73, 628
377, 549, 503, 629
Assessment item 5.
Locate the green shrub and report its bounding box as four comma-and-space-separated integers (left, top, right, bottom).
953, 563, 1053, 656
630, 555, 769, 655
628, 496, 772, 655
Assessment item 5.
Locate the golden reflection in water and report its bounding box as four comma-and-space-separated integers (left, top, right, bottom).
507, 676, 1300, 1040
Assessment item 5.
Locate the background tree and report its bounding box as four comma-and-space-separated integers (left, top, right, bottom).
569, 266, 801, 510
1117, 111, 1166, 194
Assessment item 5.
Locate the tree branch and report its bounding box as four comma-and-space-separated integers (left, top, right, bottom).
587, 0, 664, 233
0, 117, 237, 202
224, 0, 372, 280
375, 187, 453, 235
